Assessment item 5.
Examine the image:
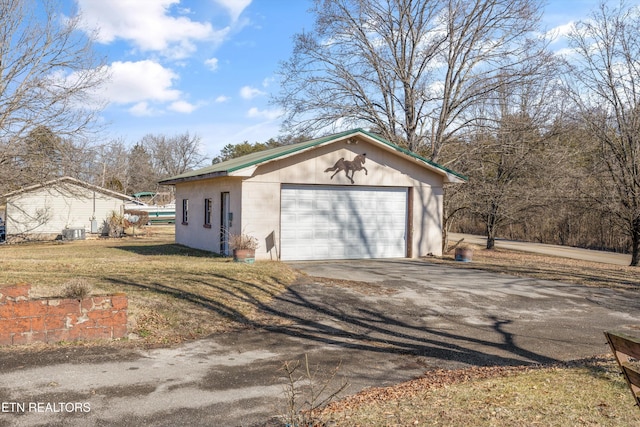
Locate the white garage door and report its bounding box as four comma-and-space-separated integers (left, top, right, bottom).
280, 185, 408, 260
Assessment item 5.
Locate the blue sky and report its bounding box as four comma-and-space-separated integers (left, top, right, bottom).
64, 0, 617, 159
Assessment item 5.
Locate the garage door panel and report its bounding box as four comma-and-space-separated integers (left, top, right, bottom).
281, 185, 407, 260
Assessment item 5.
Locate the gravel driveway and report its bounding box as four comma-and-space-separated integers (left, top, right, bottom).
0, 259, 638, 426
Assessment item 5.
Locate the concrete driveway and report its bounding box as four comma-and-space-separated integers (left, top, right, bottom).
0, 259, 639, 426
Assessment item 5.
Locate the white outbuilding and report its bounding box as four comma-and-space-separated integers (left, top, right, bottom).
160, 129, 466, 261
3, 176, 131, 242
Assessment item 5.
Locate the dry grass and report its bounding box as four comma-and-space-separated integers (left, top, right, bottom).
432, 245, 640, 290
0, 226, 298, 347
318, 356, 640, 426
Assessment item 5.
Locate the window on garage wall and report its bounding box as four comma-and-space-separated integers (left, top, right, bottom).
204, 198, 212, 228
182, 199, 189, 224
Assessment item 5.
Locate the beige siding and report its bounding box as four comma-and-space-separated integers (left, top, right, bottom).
241, 181, 282, 260
174, 177, 242, 253
174, 137, 448, 259
243, 139, 445, 258
6, 184, 124, 238
249, 140, 442, 187
412, 184, 443, 257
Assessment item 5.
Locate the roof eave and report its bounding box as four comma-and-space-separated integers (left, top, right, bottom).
3, 176, 133, 201
159, 170, 230, 185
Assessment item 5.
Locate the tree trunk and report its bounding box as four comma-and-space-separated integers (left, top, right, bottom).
487, 235, 496, 250
631, 217, 640, 266
486, 202, 498, 250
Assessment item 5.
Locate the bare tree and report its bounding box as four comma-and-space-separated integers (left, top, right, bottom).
142, 132, 209, 178
0, 0, 106, 194
566, 1, 640, 266
94, 139, 130, 192
276, 0, 548, 160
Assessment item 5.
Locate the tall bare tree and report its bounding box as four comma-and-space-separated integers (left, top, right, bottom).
95, 139, 130, 192
142, 132, 209, 178
0, 0, 106, 194
276, 0, 548, 160
567, 1, 640, 266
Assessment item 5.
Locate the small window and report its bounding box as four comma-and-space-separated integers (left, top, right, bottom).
182, 199, 189, 224
204, 198, 212, 228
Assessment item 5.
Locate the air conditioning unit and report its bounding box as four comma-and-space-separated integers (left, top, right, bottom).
62, 228, 86, 241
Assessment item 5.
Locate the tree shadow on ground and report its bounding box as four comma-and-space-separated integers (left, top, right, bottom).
108, 269, 559, 368
112, 244, 224, 257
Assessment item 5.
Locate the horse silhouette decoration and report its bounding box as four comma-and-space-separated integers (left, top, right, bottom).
324, 153, 367, 184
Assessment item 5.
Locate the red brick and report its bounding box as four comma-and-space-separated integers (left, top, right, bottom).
112, 324, 128, 338
12, 331, 45, 345
91, 296, 112, 309
47, 300, 80, 316
80, 298, 93, 311
66, 327, 89, 341
44, 315, 66, 330
82, 327, 111, 340
0, 303, 13, 318
11, 302, 29, 317
30, 316, 45, 332
0, 284, 31, 299
86, 309, 113, 321
28, 301, 49, 317
0, 334, 13, 346
45, 329, 69, 343
111, 295, 128, 310
97, 311, 127, 328
9, 317, 31, 334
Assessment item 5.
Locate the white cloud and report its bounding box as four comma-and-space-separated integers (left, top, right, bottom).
247, 107, 282, 120
240, 85, 266, 99
215, 0, 252, 21
262, 76, 275, 88
102, 60, 182, 104
215, 95, 231, 103
77, 0, 229, 59
129, 102, 155, 117
169, 100, 197, 113
205, 57, 219, 71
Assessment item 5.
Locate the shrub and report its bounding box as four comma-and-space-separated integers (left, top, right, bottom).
61, 278, 92, 300
107, 211, 125, 237
229, 233, 259, 250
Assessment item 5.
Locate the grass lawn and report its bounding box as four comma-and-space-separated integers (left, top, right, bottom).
317, 357, 640, 426
0, 226, 298, 347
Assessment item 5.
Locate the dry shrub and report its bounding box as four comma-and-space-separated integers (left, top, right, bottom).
61, 278, 92, 299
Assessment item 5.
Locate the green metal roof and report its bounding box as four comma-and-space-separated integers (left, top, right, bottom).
159, 128, 467, 184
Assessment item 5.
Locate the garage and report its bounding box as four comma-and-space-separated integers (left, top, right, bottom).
280, 185, 408, 260
159, 128, 465, 260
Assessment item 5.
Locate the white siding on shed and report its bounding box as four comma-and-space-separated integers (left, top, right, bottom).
5, 180, 126, 238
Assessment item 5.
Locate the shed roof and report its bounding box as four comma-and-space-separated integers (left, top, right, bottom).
159, 128, 466, 185
3, 177, 132, 201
